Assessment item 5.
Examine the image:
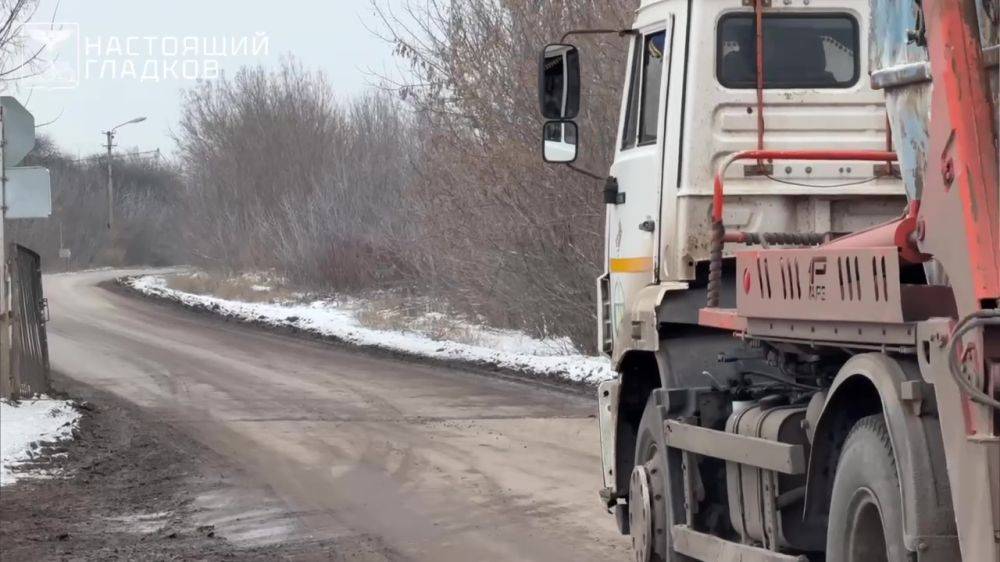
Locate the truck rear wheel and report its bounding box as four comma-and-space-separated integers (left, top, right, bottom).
630, 396, 689, 562
826, 414, 908, 562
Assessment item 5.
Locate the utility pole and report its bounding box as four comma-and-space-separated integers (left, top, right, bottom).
102, 116, 146, 232
58, 222, 70, 272
105, 130, 114, 230
0, 104, 10, 395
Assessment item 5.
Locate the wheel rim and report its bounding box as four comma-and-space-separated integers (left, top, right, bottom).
629, 464, 653, 562
631, 434, 671, 562
846, 489, 889, 562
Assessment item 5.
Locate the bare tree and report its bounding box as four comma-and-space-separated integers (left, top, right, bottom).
0, 0, 42, 85
373, 0, 636, 347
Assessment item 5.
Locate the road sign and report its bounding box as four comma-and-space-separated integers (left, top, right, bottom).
0, 96, 36, 168
58, 248, 71, 259
5, 166, 51, 218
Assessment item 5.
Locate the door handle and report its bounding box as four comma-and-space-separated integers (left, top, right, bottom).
604, 176, 625, 205
639, 219, 656, 232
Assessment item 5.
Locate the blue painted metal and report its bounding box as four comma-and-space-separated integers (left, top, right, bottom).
868, 0, 931, 201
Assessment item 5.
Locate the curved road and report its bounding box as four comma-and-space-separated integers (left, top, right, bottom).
44, 270, 626, 561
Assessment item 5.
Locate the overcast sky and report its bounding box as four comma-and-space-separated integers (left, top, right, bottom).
8, 0, 407, 158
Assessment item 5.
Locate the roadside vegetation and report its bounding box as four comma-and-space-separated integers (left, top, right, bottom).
160, 270, 580, 356
126, 272, 611, 383
10, 1, 637, 351
9, 138, 182, 269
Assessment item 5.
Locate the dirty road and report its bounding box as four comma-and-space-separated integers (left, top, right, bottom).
42, 270, 626, 561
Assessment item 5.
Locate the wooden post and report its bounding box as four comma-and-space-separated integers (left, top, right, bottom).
0, 104, 12, 398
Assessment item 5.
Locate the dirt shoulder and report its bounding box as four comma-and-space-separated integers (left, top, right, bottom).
106, 276, 596, 398
0, 372, 348, 561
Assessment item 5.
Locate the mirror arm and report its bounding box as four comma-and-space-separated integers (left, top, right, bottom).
565, 163, 605, 181
559, 28, 638, 43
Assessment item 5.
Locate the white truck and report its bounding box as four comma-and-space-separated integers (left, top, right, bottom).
539, 0, 999, 560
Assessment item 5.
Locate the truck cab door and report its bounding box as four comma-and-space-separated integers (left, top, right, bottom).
607, 18, 673, 346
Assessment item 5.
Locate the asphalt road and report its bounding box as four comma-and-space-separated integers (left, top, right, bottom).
44, 270, 627, 561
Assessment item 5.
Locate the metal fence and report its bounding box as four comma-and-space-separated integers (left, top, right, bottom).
3, 244, 50, 398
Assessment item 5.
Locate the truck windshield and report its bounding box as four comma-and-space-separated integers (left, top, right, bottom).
717, 14, 858, 89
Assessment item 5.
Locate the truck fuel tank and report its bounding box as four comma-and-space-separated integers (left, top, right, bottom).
725, 399, 823, 552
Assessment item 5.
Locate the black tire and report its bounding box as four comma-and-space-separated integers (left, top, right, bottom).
632, 396, 691, 562
826, 415, 909, 562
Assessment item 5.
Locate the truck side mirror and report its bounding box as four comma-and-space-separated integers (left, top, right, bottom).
542, 121, 578, 163
538, 44, 580, 120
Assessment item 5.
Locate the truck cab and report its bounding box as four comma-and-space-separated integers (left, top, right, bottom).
543, 0, 904, 361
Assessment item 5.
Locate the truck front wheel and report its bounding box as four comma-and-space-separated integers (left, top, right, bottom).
630, 396, 690, 562
826, 414, 908, 562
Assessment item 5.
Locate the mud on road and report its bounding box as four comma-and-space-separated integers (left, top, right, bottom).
0, 373, 384, 561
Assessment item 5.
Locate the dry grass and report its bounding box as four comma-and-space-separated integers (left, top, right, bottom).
350, 292, 488, 346
166, 272, 539, 350
166, 272, 299, 303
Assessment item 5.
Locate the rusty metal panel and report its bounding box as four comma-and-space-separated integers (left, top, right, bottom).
698, 307, 747, 332
913, 0, 1000, 311
737, 247, 956, 325
6, 245, 50, 399
917, 319, 999, 562
737, 247, 906, 322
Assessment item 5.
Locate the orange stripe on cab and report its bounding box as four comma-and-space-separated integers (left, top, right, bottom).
609, 257, 654, 273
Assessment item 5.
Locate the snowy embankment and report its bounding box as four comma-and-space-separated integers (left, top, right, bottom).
125, 275, 615, 385
1, 398, 80, 486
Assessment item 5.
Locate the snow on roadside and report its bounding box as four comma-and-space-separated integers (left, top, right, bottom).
1, 398, 80, 486
126, 275, 615, 384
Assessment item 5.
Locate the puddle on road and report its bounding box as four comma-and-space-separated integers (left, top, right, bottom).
103, 511, 172, 534
190, 487, 300, 547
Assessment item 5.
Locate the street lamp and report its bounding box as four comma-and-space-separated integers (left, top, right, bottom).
102, 116, 146, 230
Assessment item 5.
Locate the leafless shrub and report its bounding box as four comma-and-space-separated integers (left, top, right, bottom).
8, 137, 183, 270
175, 59, 418, 290
171, 1, 637, 351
